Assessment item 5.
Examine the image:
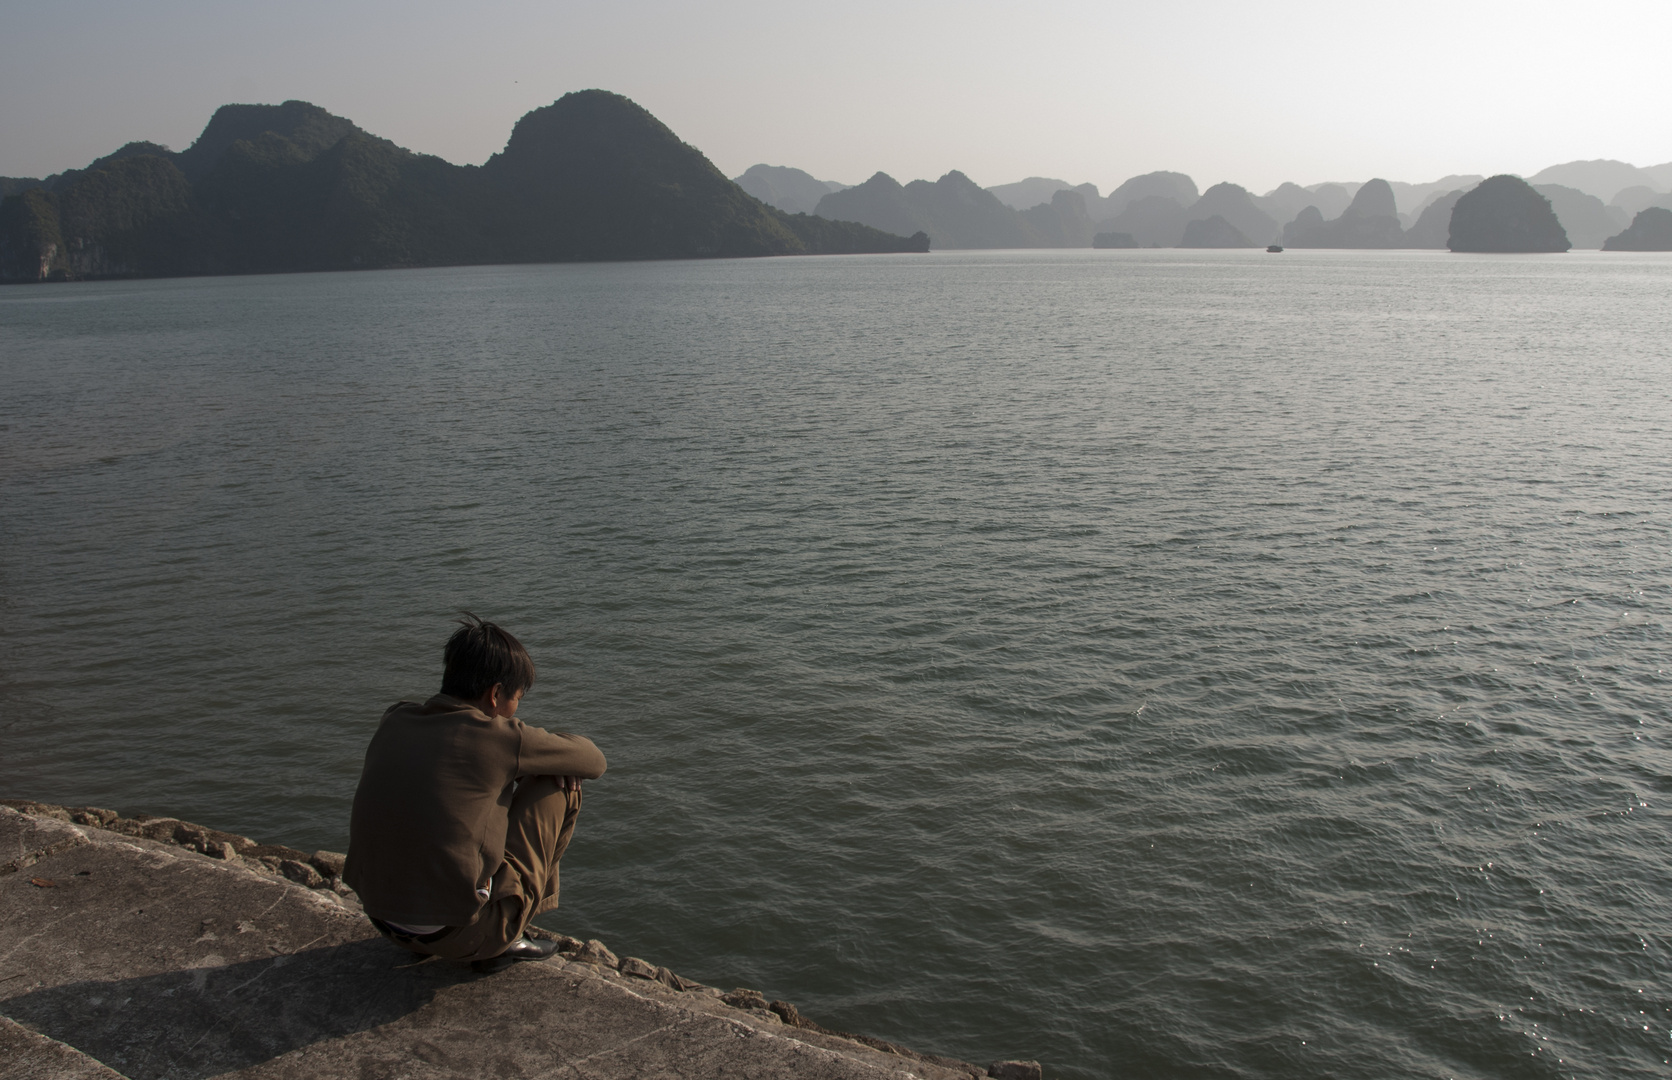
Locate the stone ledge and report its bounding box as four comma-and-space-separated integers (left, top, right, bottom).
0, 800, 1033, 1079
0, 1015, 128, 1080
0, 804, 90, 876
1, 799, 354, 898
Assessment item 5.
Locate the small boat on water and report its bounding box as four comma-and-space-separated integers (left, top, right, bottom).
1267, 245, 1284, 253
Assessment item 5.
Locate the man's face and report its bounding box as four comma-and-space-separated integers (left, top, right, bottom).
487, 685, 523, 719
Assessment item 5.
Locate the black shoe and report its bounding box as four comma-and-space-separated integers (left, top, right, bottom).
470, 936, 561, 973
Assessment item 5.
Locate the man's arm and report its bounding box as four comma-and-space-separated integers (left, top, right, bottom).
515, 725, 607, 784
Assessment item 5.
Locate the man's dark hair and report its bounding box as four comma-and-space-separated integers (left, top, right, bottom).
441, 613, 536, 701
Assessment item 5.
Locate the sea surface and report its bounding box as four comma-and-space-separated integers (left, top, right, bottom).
2, 249, 1669, 1079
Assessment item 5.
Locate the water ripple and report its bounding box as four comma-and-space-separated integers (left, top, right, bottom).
3, 251, 1670, 1079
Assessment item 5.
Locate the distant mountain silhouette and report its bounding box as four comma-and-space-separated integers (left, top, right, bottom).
1528, 160, 1658, 204
1255, 183, 1316, 229
1338, 178, 1401, 225
1256, 176, 1476, 232
1646, 163, 1672, 189
814, 170, 1096, 248
1066, 183, 1102, 215
1183, 183, 1278, 246
1018, 189, 1096, 246
1530, 184, 1627, 249
988, 176, 1080, 210
733, 164, 848, 215
1282, 179, 1404, 247
30, 121, 1672, 278
1387, 176, 1484, 218
1303, 183, 1356, 221
1609, 185, 1671, 217
1104, 172, 1198, 217
1403, 189, 1466, 248
0, 92, 925, 282
1409, 186, 1460, 221
1179, 215, 1255, 247
1448, 175, 1569, 252
910, 171, 1035, 247
1602, 207, 1672, 251
819, 170, 1029, 248
1283, 206, 1326, 244
811, 172, 925, 240
488, 93, 830, 261
1100, 195, 1188, 247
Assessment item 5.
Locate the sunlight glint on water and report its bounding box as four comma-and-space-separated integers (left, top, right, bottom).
2, 250, 1670, 1079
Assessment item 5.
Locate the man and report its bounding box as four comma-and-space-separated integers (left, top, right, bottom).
344, 614, 606, 972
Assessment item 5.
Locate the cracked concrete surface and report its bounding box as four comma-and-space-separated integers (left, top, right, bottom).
0, 805, 999, 1080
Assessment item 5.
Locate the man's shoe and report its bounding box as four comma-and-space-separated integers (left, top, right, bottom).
470, 936, 561, 973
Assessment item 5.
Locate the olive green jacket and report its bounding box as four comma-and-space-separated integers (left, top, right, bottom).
343, 694, 606, 926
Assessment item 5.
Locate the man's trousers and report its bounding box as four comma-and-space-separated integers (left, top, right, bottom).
379, 775, 583, 963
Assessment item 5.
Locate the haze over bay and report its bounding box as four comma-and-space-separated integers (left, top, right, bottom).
3, 5, 1670, 1080
4, 0, 1671, 192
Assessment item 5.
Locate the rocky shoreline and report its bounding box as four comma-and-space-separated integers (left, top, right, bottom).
1, 798, 1042, 1080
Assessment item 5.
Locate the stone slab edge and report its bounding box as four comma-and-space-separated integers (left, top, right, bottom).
0, 799, 1039, 1080
0, 1015, 128, 1080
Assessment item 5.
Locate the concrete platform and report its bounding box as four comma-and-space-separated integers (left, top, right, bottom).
0, 803, 1032, 1080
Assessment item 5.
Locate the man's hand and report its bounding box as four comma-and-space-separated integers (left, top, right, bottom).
557, 775, 584, 792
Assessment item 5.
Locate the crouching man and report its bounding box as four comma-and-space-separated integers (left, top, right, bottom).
344, 614, 606, 972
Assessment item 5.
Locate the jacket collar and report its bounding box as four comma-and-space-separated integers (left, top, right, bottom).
425, 693, 493, 720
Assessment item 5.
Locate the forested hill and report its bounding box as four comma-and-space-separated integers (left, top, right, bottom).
0, 92, 928, 283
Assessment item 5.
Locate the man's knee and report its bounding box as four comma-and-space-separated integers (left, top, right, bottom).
512, 775, 580, 818
507, 778, 583, 857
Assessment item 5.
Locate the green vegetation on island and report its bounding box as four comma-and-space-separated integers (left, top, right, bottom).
0, 93, 926, 283
15, 104, 1672, 270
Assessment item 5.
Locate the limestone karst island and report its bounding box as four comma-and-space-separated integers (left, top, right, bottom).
3, 91, 1671, 284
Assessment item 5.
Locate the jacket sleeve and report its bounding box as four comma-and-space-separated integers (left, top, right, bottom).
515, 723, 607, 779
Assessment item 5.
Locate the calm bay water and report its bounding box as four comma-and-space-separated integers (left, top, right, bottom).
2, 250, 1670, 1079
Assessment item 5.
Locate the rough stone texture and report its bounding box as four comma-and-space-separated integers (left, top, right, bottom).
989, 1062, 1044, 1080
278, 859, 326, 888
725, 988, 772, 1011
309, 850, 347, 878
570, 937, 620, 968
656, 964, 698, 991
1, 805, 91, 875
0, 1016, 128, 1079
618, 955, 658, 979
0, 802, 995, 1080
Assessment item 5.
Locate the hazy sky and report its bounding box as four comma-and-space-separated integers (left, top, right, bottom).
3, 0, 1668, 194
